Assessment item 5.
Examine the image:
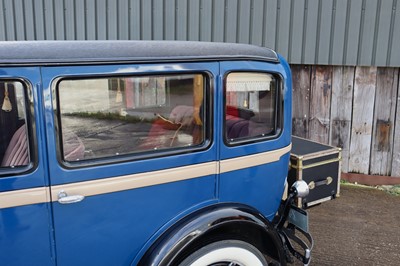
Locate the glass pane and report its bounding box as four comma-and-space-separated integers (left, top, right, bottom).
57, 74, 206, 162
225, 72, 277, 142
0, 81, 30, 168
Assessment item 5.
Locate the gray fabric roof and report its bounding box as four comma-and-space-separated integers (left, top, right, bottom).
0, 41, 279, 66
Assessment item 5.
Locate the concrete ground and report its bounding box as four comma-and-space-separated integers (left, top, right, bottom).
301, 184, 400, 266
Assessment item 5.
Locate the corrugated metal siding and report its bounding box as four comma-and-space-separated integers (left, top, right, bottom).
0, 0, 399, 66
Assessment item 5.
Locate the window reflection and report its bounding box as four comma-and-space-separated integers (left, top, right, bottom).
57, 74, 206, 162
225, 72, 278, 142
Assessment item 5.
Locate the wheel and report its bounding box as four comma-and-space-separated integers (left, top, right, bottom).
179, 240, 268, 266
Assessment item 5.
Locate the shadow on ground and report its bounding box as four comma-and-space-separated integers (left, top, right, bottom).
302, 185, 400, 265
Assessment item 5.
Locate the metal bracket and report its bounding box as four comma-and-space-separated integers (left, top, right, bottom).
273, 183, 314, 265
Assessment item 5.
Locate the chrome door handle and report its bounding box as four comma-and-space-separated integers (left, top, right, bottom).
58, 190, 85, 204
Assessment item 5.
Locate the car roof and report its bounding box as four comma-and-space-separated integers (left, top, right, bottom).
0, 41, 279, 66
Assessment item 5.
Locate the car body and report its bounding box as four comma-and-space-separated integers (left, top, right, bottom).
0, 41, 311, 266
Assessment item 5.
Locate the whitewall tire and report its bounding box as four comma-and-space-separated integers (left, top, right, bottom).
179, 240, 268, 266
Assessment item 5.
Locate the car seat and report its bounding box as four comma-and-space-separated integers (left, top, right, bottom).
1, 125, 29, 167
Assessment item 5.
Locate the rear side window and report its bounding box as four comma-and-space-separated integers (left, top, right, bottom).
0, 80, 31, 170
56, 74, 207, 164
224, 72, 280, 144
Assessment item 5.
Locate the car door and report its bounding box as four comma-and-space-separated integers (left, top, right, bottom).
42, 62, 219, 265
218, 60, 292, 220
0, 67, 54, 265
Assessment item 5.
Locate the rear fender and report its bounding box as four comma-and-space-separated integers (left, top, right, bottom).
137, 203, 285, 266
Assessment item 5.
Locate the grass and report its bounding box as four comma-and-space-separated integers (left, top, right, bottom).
340, 180, 376, 190
340, 180, 400, 196
382, 185, 400, 196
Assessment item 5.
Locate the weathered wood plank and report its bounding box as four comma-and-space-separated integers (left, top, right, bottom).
349, 67, 377, 174
370, 68, 398, 176
391, 69, 400, 177
309, 66, 332, 144
292, 65, 400, 177
291, 65, 311, 138
330, 66, 355, 173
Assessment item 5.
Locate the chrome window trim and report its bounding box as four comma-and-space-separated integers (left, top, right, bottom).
52, 71, 213, 169
0, 77, 37, 177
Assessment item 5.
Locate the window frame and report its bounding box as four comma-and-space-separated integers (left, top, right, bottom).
53, 71, 213, 169
223, 70, 283, 147
0, 78, 37, 177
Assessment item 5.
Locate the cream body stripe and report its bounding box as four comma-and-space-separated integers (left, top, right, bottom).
0, 187, 50, 209
50, 161, 218, 200
220, 145, 291, 173
0, 144, 291, 209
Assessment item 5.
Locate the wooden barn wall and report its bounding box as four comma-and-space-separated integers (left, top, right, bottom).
291, 65, 400, 177
0, 0, 400, 67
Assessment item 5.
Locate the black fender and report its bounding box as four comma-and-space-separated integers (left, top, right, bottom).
138, 203, 286, 266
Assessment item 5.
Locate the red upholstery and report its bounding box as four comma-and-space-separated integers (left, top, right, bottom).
1, 125, 29, 167
140, 105, 194, 150
1, 125, 85, 166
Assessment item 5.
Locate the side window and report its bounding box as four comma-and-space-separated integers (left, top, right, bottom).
224, 72, 279, 143
0, 80, 31, 169
56, 74, 206, 163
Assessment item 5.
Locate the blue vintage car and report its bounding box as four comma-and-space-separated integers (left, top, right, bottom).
0, 41, 312, 266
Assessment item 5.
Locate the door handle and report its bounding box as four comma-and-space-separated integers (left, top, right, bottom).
58, 190, 85, 204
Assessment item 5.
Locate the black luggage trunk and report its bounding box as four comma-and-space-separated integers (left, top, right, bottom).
288, 136, 341, 209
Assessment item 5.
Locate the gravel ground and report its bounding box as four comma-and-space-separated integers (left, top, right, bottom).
301, 184, 400, 266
